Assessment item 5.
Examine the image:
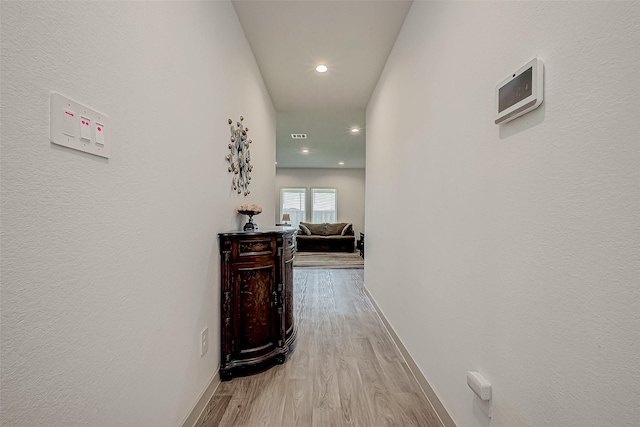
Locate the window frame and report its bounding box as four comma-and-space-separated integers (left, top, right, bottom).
279, 187, 307, 227
310, 188, 337, 224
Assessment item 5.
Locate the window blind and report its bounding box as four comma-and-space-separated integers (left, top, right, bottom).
280, 188, 306, 228
311, 188, 337, 223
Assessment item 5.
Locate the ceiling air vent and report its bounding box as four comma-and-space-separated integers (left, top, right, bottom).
291, 133, 307, 139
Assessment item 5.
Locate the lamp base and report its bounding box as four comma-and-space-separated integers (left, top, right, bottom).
243, 214, 258, 231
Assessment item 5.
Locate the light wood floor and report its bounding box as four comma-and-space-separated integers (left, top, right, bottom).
197, 269, 443, 427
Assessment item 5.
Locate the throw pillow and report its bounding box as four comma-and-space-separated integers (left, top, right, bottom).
341, 223, 353, 236
299, 223, 312, 236
304, 223, 327, 235
325, 223, 343, 235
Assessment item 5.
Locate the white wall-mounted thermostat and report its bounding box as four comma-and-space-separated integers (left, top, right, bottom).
495, 58, 544, 124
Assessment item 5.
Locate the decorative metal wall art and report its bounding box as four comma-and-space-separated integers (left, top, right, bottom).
226, 116, 253, 196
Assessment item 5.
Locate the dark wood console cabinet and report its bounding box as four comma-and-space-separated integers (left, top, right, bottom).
218, 228, 297, 381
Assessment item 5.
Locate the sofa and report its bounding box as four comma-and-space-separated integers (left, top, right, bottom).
296, 222, 355, 252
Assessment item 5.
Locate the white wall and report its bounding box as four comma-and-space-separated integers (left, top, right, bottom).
275, 168, 365, 237
0, 2, 275, 426
366, 2, 640, 427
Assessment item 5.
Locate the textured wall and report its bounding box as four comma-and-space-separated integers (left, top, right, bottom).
275, 168, 365, 237
366, 2, 640, 426
0, 2, 275, 426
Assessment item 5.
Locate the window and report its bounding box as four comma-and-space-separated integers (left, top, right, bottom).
311, 188, 337, 223
280, 188, 306, 228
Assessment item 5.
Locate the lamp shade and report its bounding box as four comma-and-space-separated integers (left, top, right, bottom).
282, 214, 291, 222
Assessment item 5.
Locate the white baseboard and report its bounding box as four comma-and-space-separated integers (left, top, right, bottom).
363, 286, 457, 427
181, 371, 221, 427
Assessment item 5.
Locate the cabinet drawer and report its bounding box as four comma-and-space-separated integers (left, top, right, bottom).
237, 238, 275, 257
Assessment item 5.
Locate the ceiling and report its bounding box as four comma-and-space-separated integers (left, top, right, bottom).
233, 0, 413, 169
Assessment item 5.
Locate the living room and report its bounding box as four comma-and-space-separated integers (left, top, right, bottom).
275, 168, 365, 248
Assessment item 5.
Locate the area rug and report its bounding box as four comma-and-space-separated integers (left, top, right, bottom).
293, 251, 364, 269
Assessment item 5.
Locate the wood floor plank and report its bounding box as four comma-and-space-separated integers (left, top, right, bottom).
312, 407, 344, 427
336, 355, 375, 427
355, 337, 386, 385
312, 273, 342, 410
379, 359, 424, 395
207, 268, 443, 427
242, 367, 287, 426
286, 341, 311, 380
280, 378, 313, 426
394, 391, 444, 427
365, 386, 398, 427
194, 395, 231, 427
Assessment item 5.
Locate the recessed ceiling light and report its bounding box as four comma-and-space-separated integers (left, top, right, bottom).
351, 128, 360, 133
339, 162, 345, 165
301, 149, 309, 154
316, 65, 328, 73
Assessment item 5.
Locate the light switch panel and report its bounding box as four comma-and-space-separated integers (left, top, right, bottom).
50, 93, 111, 158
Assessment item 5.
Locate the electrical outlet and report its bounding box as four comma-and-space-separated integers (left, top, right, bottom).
201, 327, 209, 356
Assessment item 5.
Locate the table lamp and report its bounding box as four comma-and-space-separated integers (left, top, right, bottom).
281, 214, 291, 225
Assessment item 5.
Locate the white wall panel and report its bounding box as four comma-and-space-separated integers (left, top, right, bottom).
0, 2, 275, 425
366, 2, 640, 426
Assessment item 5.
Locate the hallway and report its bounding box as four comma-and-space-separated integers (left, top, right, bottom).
197, 269, 442, 427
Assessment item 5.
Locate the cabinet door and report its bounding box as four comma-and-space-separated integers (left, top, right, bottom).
232, 262, 278, 359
